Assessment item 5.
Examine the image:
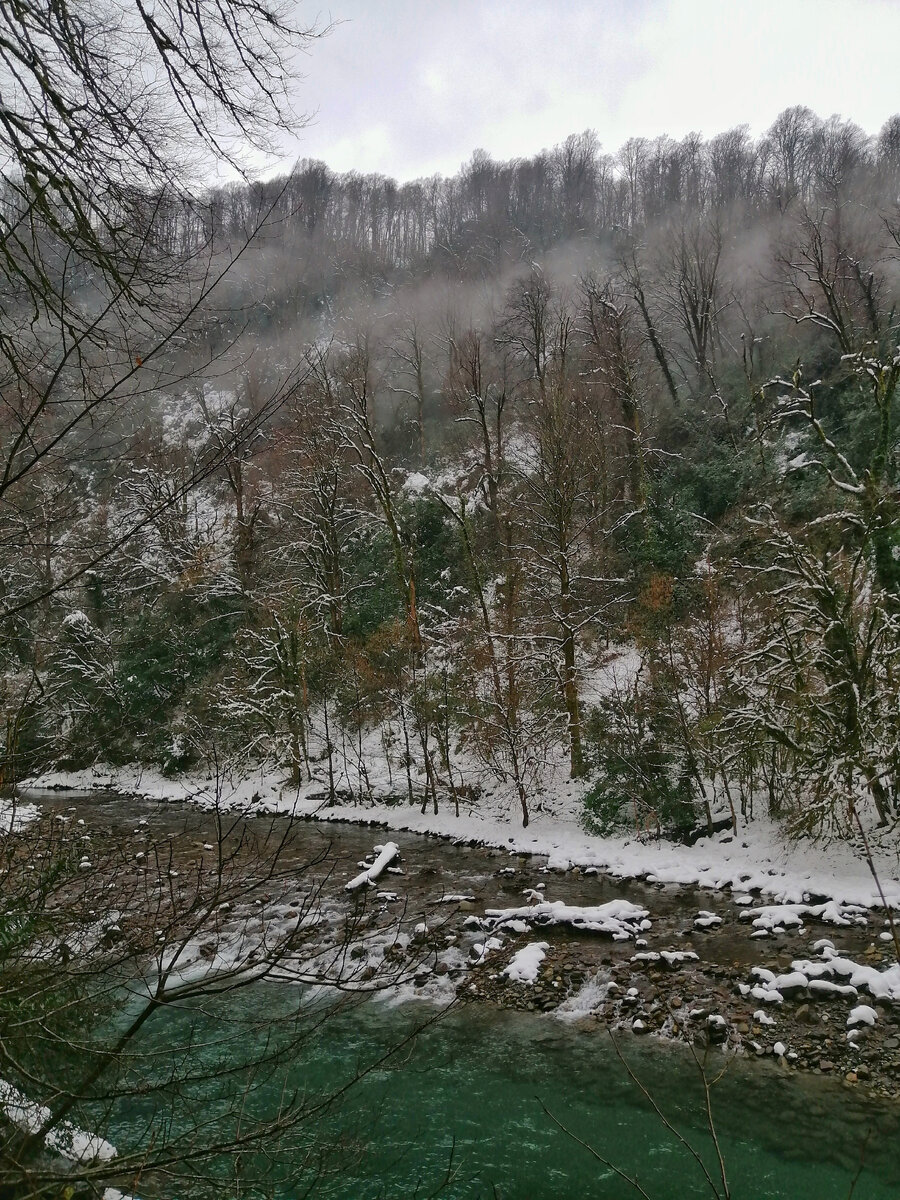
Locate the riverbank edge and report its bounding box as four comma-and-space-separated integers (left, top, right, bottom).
19, 762, 900, 914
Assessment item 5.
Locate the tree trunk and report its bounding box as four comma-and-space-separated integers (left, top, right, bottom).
561, 623, 583, 778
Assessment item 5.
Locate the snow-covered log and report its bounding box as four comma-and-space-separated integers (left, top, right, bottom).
485, 897, 649, 940
345, 842, 400, 891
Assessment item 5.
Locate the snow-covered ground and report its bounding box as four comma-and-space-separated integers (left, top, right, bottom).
0, 796, 39, 833
0, 1079, 116, 1164
21, 752, 900, 916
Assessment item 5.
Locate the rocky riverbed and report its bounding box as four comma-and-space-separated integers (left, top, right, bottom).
367, 841, 900, 1101
18, 787, 900, 1104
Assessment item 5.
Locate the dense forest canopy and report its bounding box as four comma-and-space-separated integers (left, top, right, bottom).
4, 105, 900, 838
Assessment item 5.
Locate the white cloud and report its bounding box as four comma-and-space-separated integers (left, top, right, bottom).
279, 0, 900, 180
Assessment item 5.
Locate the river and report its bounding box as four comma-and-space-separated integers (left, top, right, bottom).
18, 787, 900, 1198
103, 983, 900, 1199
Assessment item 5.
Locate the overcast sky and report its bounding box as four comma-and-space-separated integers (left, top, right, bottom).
277, 0, 900, 181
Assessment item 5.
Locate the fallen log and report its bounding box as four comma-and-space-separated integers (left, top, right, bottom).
345, 842, 400, 891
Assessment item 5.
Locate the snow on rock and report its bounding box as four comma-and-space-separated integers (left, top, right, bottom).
847, 1004, 878, 1027
741, 965, 813, 1003
750, 966, 778, 987
739, 901, 867, 932
660, 949, 698, 966
739, 969, 784, 1004
753, 1009, 777, 1026
345, 843, 400, 891
470, 936, 504, 964
631, 950, 699, 967
502, 941, 550, 984
703, 1013, 729, 1047
773, 1041, 787, 1058
791, 943, 900, 1003
747, 985, 783, 1004
484, 898, 649, 941
771, 971, 809, 997
741, 943, 900, 1012
808, 978, 858, 998
694, 911, 722, 929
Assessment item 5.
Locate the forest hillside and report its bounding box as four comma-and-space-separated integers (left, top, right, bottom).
6, 106, 900, 842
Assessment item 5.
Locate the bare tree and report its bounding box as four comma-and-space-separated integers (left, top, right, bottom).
775, 200, 889, 356
619, 242, 681, 409
500, 271, 594, 777
657, 211, 729, 399
389, 318, 433, 465
0, 0, 324, 624
580, 276, 647, 507
0, 782, 441, 1197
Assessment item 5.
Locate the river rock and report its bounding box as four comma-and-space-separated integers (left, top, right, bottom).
705, 1014, 728, 1045
776, 974, 809, 1000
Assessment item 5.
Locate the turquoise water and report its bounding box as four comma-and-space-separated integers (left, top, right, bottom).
107, 987, 900, 1200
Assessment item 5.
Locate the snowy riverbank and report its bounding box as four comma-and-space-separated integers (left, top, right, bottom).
21, 758, 900, 915
12, 774, 900, 1099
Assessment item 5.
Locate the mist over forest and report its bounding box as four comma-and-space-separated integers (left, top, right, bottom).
6, 104, 900, 839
